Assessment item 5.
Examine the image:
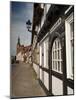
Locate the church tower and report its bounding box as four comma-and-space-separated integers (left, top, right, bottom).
16, 36, 21, 54
17, 37, 20, 46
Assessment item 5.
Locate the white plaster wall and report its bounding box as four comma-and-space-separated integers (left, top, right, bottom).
46, 4, 51, 13
67, 86, 74, 95
44, 71, 49, 90
41, 15, 45, 28
45, 38, 49, 69
38, 25, 40, 33
40, 37, 49, 68
40, 46, 42, 66
40, 68, 43, 81
41, 5, 46, 28
52, 75, 63, 95
41, 4, 51, 28
33, 63, 39, 78
44, 41, 46, 68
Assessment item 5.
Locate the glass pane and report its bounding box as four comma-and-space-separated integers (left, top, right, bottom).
53, 52, 54, 59
55, 51, 57, 59
56, 40, 58, 48
61, 62, 63, 72
58, 41, 59, 48
60, 50, 62, 59
55, 41, 56, 49
58, 50, 59, 59
58, 61, 60, 71
55, 62, 57, 70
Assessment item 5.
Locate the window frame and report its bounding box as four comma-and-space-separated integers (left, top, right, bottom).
52, 38, 62, 74
65, 13, 74, 80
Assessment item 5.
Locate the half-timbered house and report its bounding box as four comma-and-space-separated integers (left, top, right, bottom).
31, 3, 74, 96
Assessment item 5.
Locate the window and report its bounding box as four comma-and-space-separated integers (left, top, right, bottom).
52, 38, 62, 73
65, 13, 74, 79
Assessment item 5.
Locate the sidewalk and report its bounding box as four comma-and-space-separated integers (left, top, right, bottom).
11, 62, 46, 98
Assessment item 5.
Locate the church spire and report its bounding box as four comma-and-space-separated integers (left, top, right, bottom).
17, 36, 20, 46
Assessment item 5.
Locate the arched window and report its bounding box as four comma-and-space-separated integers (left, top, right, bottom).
52, 38, 62, 73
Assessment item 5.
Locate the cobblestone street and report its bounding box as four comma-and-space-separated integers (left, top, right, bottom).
11, 62, 46, 98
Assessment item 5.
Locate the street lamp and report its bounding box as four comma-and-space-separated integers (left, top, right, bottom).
26, 20, 32, 32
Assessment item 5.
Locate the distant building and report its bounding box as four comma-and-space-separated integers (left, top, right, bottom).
16, 37, 32, 63
31, 3, 74, 96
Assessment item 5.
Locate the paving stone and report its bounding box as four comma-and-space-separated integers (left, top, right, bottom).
11, 62, 46, 98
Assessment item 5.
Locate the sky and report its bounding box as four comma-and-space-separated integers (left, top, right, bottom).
10, 1, 33, 56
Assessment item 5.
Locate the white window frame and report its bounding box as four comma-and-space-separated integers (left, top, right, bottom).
52, 38, 62, 73
65, 13, 74, 80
